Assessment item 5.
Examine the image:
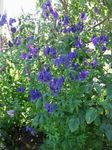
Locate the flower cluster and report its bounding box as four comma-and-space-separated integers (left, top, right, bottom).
62, 22, 83, 33
50, 76, 64, 96
38, 67, 52, 83
44, 46, 57, 58
42, 0, 58, 20
21, 45, 39, 60
30, 89, 42, 102
54, 51, 77, 68
54, 55, 65, 68
77, 70, 89, 81
91, 34, 109, 52
45, 102, 57, 113
100, 35, 109, 44
29, 45, 39, 58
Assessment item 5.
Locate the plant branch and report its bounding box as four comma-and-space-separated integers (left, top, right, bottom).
87, 17, 109, 31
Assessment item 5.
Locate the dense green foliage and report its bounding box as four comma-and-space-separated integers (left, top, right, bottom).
0, 0, 112, 149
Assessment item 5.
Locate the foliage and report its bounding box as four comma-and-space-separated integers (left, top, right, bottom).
0, 0, 112, 149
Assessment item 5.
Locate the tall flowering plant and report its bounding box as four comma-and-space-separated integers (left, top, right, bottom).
0, 0, 112, 149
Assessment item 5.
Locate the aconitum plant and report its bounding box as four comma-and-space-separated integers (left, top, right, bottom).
0, 0, 112, 150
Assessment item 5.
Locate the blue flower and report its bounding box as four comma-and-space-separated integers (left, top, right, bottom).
21, 52, 27, 59
0, 14, 7, 26
55, 55, 65, 67
50, 76, 64, 96
30, 89, 42, 102
9, 18, 16, 26
17, 86, 25, 93
62, 27, 69, 33
84, 58, 88, 66
101, 45, 107, 51
70, 25, 77, 33
75, 39, 83, 49
94, 7, 99, 14
71, 62, 79, 70
29, 46, 38, 58
26, 126, 36, 136
58, 19, 61, 26
49, 6, 54, 14
54, 59, 61, 68
49, 6, 59, 20
44, 46, 50, 56
11, 27, 16, 33
78, 70, 89, 81
15, 37, 21, 46
42, 4, 49, 19
28, 35, 34, 43
91, 59, 97, 68
68, 51, 77, 59
46, 0, 51, 7
52, 10, 59, 20
80, 12, 87, 20
100, 35, 109, 44
65, 54, 70, 68
92, 35, 99, 46
65, 51, 77, 68
76, 22, 83, 32
38, 67, 52, 83
45, 46, 56, 58
45, 102, 57, 113
63, 15, 70, 26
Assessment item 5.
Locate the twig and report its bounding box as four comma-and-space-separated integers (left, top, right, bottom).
87, 17, 109, 31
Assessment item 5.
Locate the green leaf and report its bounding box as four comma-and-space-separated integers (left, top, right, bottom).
39, 0, 43, 6
32, 116, 39, 127
36, 100, 42, 109
101, 123, 112, 141
94, 83, 101, 94
84, 84, 92, 94
107, 83, 112, 96
85, 107, 98, 124
39, 114, 46, 125
79, 0, 86, 6
68, 117, 79, 132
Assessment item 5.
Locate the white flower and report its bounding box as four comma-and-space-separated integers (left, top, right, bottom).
7, 110, 15, 117
93, 77, 99, 83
